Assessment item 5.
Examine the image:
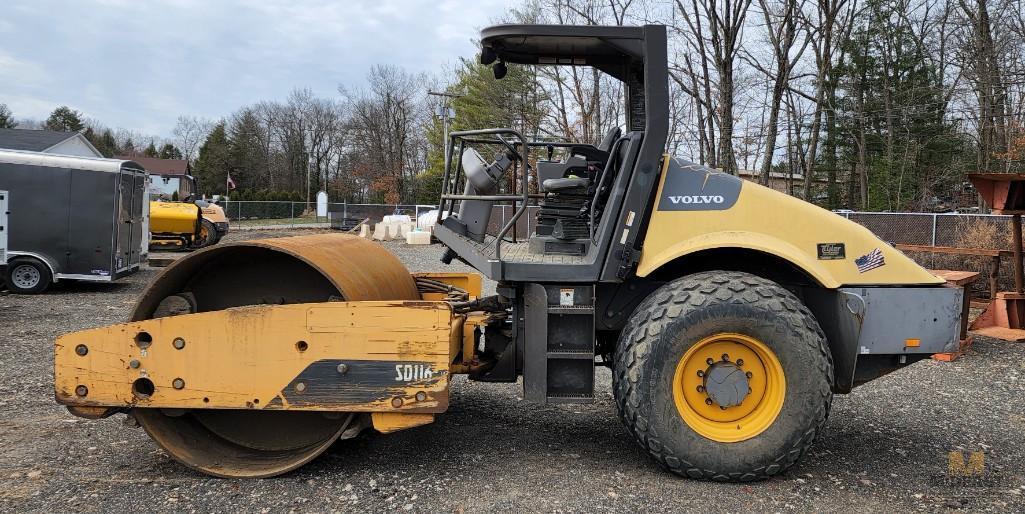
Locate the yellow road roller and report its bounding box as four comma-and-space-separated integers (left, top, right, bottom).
55, 24, 964, 481
149, 199, 228, 250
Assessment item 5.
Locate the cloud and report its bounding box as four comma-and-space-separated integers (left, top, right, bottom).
0, 0, 513, 136
0, 51, 51, 89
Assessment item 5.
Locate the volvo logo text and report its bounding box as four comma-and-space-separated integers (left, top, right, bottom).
666, 195, 725, 205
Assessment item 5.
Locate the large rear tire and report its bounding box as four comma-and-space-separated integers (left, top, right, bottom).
613, 271, 832, 481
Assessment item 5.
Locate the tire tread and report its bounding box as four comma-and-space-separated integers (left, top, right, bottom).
612, 271, 833, 481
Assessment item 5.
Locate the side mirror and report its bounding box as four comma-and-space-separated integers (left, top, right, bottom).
493, 61, 507, 80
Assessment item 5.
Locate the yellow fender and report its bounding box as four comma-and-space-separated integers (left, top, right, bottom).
636, 157, 942, 288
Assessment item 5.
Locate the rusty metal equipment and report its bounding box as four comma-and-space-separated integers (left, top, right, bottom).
967, 173, 1025, 341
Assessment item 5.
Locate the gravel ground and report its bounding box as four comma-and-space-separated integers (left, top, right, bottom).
1, 229, 1024, 513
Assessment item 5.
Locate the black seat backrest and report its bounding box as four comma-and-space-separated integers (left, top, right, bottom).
590, 131, 643, 235
597, 126, 622, 152
570, 126, 622, 164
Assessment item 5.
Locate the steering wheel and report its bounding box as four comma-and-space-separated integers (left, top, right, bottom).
495, 134, 523, 162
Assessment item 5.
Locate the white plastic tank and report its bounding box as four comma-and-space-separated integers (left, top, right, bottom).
416, 209, 440, 230
316, 191, 328, 218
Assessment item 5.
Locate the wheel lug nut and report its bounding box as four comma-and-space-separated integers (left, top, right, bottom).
721, 353, 729, 362
696, 385, 705, 393
696, 370, 704, 378
746, 371, 753, 378
719, 405, 727, 410
705, 398, 713, 405
736, 359, 744, 366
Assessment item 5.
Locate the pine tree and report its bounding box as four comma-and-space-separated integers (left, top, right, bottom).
421, 57, 548, 200
121, 137, 138, 156
835, 0, 966, 211
89, 129, 118, 157
194, 122, 231, 194
227, 109, 267, 192
0, 104, 17, 129
143, 141, 159, 157
44, 106, 85, 132
158, 143, 183, 160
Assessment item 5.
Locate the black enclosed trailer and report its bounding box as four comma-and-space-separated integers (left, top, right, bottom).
0, 149, 147, 293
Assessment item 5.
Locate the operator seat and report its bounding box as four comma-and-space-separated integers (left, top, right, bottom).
539, 127, 622, 193
531, 127, 624, 254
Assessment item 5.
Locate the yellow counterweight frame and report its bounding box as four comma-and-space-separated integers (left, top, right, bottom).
56, 266, 485, 435
55, 301, 465, 417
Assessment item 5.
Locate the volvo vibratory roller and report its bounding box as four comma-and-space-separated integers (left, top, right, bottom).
55, 24, 965, 481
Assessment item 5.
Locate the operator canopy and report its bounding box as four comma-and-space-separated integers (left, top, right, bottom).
480, 24, 647, 83
478, 24, 668, 134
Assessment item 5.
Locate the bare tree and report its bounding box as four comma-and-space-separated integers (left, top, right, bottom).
801, 0, 856, 199
957, 0, 1013, 172
671, 2, 719, 166
527, 0, 637, 144
674, 0, 754, 174
748, 0, 811, 184
173, 115, 213, 163
341, 66, 428, 204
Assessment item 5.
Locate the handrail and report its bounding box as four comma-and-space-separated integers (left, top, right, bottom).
444, 127, 531, 261
590, 136, 629, 242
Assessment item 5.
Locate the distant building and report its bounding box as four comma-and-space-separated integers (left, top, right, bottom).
0, 128, 102, 158
118, 155, 192, 198
117, 155, 189, 176
736, 168, 829, 195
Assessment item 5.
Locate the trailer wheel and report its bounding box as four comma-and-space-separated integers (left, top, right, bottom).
613, 271, 832, 481
4, 257, 52, 294
194, 219, 218, 248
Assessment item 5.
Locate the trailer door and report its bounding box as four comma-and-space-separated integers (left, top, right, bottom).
0, 190, 7, 266
114, 170, 134, 272
129, 170, 146, 267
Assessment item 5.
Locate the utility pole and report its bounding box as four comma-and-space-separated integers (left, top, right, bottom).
428, 91, 462, 175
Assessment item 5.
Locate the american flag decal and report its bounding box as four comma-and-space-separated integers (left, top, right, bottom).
855, 248, 885, 273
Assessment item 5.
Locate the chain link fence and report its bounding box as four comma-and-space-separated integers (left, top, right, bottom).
220, 201, 439, 229
221, 201, 544, 237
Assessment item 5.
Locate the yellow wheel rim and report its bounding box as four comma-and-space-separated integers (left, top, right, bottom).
672, 333, 786, 443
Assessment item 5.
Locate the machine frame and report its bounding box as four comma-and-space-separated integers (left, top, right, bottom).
52, 23, 965, 481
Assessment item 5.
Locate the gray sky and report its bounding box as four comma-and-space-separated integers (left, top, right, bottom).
0, 0, 513, 136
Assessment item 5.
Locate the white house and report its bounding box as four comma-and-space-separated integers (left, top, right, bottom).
0, 128, 103, 158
